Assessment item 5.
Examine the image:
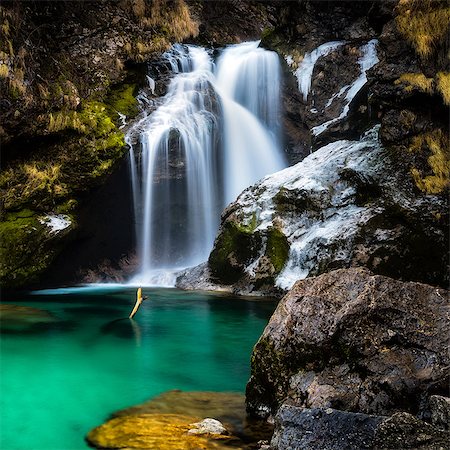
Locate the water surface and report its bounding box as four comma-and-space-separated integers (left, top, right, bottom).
0, 287, 276, 450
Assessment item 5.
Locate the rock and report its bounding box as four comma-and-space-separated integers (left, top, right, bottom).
373, 412, 449, 450
270, 405, 450, 450
0, 304, 59, 333
205, 126, 448, 296
89, 390, 273, 449
271, 405, 385, 450
246, 268, 450, 419
429, 396, 450, 431
86, 413, 238, 450
188, 418, 228, 435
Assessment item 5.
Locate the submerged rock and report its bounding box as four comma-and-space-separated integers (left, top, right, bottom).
86, 413, 238, 450
88, 390, 273, 449
0, 304, 58, 333
246, 268, 449, 419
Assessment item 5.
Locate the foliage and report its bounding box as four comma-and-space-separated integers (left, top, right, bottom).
396, 0, 450, 58
409, 129, 450, 194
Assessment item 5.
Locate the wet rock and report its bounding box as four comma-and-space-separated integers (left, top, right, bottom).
373, 412, 449, 450
188, 418, 228, 435
86, 413, 238, 450
246, 268, 449, 419
176, 263, 233, 294
271, 405, 384, 450
111, 390, 273, 443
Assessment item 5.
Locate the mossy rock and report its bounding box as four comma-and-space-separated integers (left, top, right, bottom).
105, 83, 139, 122
0, 210, 74, 288
209, 220, 261, 284
266, 227, 289, 275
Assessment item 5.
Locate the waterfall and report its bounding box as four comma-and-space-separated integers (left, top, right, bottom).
128, 42, 285, 285
215, 41, 285, 203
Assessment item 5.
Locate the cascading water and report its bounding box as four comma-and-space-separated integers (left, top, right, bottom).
215, 41, 285, 203
128, 42, 285, 285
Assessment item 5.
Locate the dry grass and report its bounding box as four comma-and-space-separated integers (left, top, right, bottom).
0, 63, 8, 78
396, 1, 450, 58
0, 162, 68, 209
436, 72, 450, 105
395, 73, 434, 94
409, 129, 450, 194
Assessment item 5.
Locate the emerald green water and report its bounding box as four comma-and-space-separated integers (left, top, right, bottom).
0, 286, 276, 450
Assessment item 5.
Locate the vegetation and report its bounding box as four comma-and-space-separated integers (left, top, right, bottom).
436, 72, 450, 105
409, 129, 450, 194
395, 73, 434, 94
396, 0, 450, 58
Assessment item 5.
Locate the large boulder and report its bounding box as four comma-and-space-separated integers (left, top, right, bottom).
246, 268, 449, 419
271, 405, 450, 450
203, 126, 447, 296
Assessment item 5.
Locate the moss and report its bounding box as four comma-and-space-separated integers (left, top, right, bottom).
209, 220, 259, 283
436, 72, 450, 105
396, 2, 450, 58
105, 83, 139, 121
265, 227, 289, 274
0, 211, 68, 287
395, 73, 434, 94
409, 129, 450, 194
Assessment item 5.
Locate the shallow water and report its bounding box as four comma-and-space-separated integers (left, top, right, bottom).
0, 287, 276, 450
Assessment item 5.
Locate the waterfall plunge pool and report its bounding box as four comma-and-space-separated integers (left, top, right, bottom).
1, 287, 276, 449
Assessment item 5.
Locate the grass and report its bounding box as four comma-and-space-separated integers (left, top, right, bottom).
436, 72, 450, 105
396, 1, 450, 58
395, 73, 434, 94
409, 129, 450, 194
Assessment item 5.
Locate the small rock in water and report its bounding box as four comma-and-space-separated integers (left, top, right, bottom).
188, 418, 228, 435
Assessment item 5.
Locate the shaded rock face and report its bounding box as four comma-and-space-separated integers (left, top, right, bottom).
271, 405, 450, 450
246, 268, 450, 419
206, 127, 448, 295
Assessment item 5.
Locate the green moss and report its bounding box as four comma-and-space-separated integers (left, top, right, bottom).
0, 212, 49, 287
105, 83, 139, 122
265, 227, 289, 274
209, 220, 259, 284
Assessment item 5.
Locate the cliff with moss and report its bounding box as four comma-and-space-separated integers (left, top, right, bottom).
0, 0, 199, 287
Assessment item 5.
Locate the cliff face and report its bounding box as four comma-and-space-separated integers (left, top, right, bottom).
0, 0, 199, 287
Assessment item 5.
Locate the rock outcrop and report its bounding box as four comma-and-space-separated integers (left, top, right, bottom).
200, 126, 448, 296
271, 405, 450, 450
246, 268, 449, 419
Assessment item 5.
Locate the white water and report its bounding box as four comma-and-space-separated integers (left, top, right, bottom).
215, 41, 285, 203
128, 42, 285, 285
312, 39, 379, 136
295, 41, 344, 101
